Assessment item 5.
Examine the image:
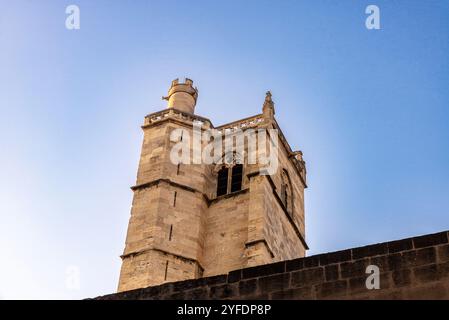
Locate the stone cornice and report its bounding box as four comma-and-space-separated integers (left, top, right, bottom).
208, 188, 249, 205
245, 239, 275, 258
131, 178, 250, 207
131, 178, 211, 205
143, 108, 213, 130
121, 247, 204, 272
141, 109, 307, 189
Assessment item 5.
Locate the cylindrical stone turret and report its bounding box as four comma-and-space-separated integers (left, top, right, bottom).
163, 78, 198, 114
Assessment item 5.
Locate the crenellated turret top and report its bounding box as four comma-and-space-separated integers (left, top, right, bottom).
163, 78, 198, 114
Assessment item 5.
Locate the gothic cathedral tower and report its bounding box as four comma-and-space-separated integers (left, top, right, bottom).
117, 79, 308, 292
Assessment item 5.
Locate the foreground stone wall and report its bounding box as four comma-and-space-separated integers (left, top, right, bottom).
98, 230, 449, 300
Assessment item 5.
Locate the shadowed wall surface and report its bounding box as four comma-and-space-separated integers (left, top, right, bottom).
96, 230, 449, 300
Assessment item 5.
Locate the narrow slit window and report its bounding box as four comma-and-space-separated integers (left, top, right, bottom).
169, 225, 173, 241
216, 166, 229, 196
173, 191, 177, 207
177, 163, 180, 175
281, 169, 293, 217
164, 261, 169, 280
230, 164, 243, 193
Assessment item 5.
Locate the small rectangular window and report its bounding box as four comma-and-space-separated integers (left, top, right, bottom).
164, 261, 169, 280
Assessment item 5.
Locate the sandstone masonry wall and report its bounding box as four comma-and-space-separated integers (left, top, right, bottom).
100, 230, 449, 300
118, 108, 309, 292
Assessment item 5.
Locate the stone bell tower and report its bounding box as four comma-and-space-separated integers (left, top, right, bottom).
118, 78, 308, 292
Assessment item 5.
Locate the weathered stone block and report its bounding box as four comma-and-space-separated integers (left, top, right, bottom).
238, 279, 258, 296
173, 278, 201, 292
325, 264, 339, 282
140, 283, 173, 299
320, 250, 352, 265
437, 260, 449, 277
302, 255, 321, 268
271, 286, 313, 300
209, 284, 238, 299
227, 270, 242, 283
291, 267, 324, 287
388, 238, 413, 254
184, 287, 209, 300
286, 258, 304, 272
197, 275, 227, 287
258, 273, 290, 292
315, 280, 348, 299
392, 269, 412, 287
413, 264, 439, 284
242, 261, 285, 279
340, 259, 370, 278
348, 276, 368, 294
394, 247, 436, 269
413, 232, 448, 249
352, 243, 388, 260
437, 244, 449, 263
165, 291, 186, 300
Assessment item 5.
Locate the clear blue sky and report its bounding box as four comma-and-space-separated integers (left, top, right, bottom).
0, 0, 448, 299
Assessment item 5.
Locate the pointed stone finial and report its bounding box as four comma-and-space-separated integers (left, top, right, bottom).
292, 150, 304, 162
265, 91, 272, 102
262, 90, 275, 119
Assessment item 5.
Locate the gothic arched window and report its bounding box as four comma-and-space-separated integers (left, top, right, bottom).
215, 153, 243, 197
281, 183, 288, 208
